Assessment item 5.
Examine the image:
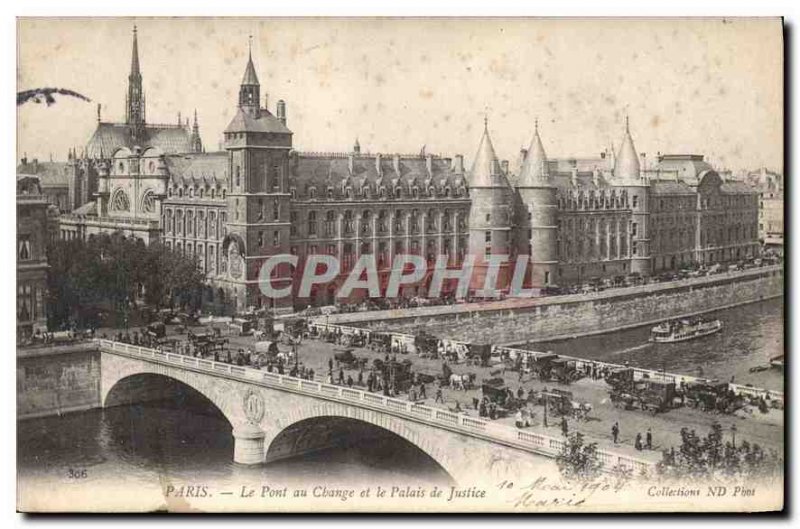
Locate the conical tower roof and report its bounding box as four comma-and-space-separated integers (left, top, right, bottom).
518, 120, 549, 187
614, 117, 641, 182
469, 119, 506, 187
241, 45, 260, 86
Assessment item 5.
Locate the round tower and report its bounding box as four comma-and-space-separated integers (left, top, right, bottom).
613, 117, 651, 277
516, 120, 558, 289
467, 119, 513, 296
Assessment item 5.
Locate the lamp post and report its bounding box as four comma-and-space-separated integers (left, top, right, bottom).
543, 392, 548, 428
730, 423, 737, 449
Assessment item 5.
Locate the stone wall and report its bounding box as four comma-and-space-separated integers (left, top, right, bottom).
357, 268, 784, 344
17, 343, 101, 420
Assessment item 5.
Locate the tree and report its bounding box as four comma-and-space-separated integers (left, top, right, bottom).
658, 422, 783, 480
556, 432, 603, 481
46, 234, 206, 329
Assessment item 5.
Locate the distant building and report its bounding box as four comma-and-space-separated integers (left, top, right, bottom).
747, 167, 783, 253
16, 157, 71, 213
55, 27, 761, 313
17, 175, 55, 338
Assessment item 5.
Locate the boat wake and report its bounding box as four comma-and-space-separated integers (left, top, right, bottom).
607, 343, 652, 356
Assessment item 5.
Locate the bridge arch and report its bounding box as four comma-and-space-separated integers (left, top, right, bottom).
264, 402, 458, 483
103, 372, 233, 430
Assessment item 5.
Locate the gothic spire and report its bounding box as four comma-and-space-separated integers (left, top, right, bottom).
130, 25, 141, 79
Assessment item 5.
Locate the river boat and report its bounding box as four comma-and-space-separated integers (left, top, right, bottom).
650, 318, 723, 343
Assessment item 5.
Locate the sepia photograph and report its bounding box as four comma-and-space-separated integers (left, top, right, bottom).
15, 16, 784, 513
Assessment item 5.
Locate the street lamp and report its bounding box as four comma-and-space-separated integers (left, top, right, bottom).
730, 423, 737, 449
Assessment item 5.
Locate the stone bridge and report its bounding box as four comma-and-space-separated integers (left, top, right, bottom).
97, 340, 653, 484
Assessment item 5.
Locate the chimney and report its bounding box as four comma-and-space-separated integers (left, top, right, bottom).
501, 160, 509, 175
264, 93, 269, 110
21, 154, 28, 166
375, 153, 382, 176
393, 154, 401, 175
277, 99, 287, 125
600, 151, 606, 159
520, 148, 528, 161
32, 158, 39, 172
453, 154, 464, 174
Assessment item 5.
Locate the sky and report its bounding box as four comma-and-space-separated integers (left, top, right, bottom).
17, 17, 783, 173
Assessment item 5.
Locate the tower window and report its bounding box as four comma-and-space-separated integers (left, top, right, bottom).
485, 231, 491, 243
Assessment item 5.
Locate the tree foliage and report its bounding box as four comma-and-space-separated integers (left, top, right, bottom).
46, 233, 205, 329
658, 422, 782, 480
556, 432, 603, 481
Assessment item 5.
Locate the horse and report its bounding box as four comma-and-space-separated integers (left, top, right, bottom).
449, 373, 475, 391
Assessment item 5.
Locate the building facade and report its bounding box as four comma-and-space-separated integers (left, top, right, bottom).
747, 167, 784, 253
55, 28, 760, 313
17, 176, 56, 338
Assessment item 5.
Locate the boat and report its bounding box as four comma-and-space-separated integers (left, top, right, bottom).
769, 355, 784, 370
649, 318, 723, 343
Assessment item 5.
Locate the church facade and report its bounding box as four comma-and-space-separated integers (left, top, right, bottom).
57, 28, 760, 313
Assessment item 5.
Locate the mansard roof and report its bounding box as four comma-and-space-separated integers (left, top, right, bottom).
86, 122, 196, 158
289, 152, 467, 198
16, 160, 70, 187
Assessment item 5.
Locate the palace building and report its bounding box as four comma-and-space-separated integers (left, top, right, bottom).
54, 28, 760, 313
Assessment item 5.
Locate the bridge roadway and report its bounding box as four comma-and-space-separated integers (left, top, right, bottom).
97, 339, 655, 483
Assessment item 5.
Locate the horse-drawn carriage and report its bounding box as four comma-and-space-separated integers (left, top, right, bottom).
531, 354, 583, 384
334, 348, 368, 370
683, 380, 745, 414
368, 332, 392, 353
607, 369, 679, 414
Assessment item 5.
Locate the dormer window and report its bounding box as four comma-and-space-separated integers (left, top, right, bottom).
168, 188, 173, 198
178, 188, 184, 198
327, 188, 334, 200
290, 187, 297, 199
309, 187, 317, 199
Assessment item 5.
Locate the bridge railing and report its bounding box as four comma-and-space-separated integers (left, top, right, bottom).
97, 339, 656, 474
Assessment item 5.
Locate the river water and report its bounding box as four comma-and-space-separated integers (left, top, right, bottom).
17, 298, 783, 503
523, 297, 784, 391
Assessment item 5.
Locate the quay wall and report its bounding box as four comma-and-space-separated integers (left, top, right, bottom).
341, 267, 784, 345
17, 342, 101, 420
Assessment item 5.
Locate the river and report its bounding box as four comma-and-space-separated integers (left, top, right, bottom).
521, 297, 784, 391
17, 297, 783, 506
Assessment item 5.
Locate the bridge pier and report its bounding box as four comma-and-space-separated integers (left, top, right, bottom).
233, 423, 266, 465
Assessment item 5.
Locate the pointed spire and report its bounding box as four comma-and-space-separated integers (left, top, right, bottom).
469, 118, 505, 187
518, 119, 549, 187
614, 116, 641, 182
193, 109, 199, 132
130, 25, 141, 78
241, 36, 260, 86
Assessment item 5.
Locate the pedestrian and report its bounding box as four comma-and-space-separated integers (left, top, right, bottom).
420, 383, 427, 400
327, 372, 334, 384
357, 370, 364, 386
346, 375, 354, 388
561, 417, 568, 437
472, 396, 479, 410
517, 387, 524, 399
515, 409, 524, 428
611, 421, 619, 444
338, 368, 345, 385
435, 387, 444, 404
479, 400, 487, 417
635, 432, 643, 451
328, 357, 333, 372
646, 428, 652, 450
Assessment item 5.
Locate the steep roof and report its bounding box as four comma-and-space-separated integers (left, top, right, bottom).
469, 122, 507, 188
86, 122, 196, 158
164, 151, 229, 186
517, 123, 549, 187
289, 153, 466, 199
241, 51, 260, 86
613, 119, 641, 182
650, 180, 695, 195
224, 107, 292, 135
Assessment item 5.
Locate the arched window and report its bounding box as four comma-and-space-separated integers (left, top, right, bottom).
110, 189, 131, 212
273, 199, 279, 221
